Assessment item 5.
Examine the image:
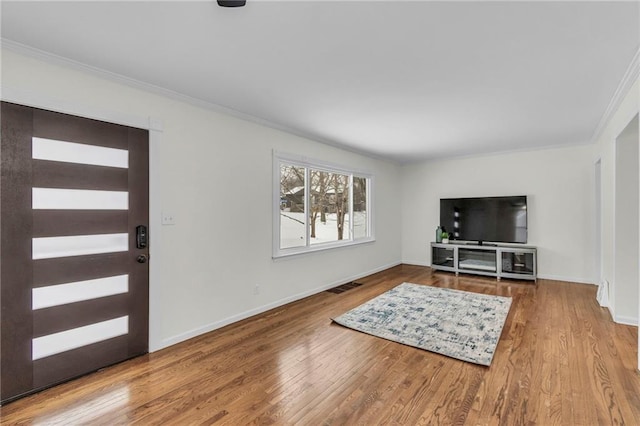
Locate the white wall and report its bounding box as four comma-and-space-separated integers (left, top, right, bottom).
401, 144, 596, 284
593, 75, 639, 326
614, 115, 639, 324
1, 48, 402, 350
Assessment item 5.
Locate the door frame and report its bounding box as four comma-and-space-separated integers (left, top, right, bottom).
594, 157, 602, 287
2, 87, 164, 352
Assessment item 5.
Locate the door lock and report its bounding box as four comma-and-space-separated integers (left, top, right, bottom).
136, 225, 148, 249
137, 254, 148, 264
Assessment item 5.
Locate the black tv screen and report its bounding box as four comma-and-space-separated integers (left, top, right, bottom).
440, 196, 527, 244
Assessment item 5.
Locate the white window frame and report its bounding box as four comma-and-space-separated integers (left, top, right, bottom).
273, 151, 375, 258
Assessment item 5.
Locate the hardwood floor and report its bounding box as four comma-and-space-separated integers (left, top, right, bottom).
2, 265, 639, 425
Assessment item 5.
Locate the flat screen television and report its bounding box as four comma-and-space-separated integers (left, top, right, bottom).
440, 196, 527, 244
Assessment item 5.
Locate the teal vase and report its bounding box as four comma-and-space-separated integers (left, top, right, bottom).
436, 226, 442, 243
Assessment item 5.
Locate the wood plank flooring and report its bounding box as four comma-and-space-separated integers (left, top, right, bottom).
2, 264, 639, 425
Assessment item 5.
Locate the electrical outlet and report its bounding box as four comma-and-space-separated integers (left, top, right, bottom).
161, 211, 176, 225
253, 284, 260, 295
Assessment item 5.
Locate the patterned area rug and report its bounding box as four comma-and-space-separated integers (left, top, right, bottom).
332, 282, 512, 366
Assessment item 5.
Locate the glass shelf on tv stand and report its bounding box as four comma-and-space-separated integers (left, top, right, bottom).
458, 248, 497, 273
458, 259, 496, 272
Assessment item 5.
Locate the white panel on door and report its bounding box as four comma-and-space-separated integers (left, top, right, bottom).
32, 137, 128, 168
32, 275, 129, 310
32, 188, 128, 210
32, 233, 128, 260
32, 316, 129, 360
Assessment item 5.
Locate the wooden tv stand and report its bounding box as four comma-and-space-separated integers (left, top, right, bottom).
430, 242, 537, 281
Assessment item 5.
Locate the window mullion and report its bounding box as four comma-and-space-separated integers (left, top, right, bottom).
304, 167, 310, 248
349, 174, 354, 240
367, 177, 372, 238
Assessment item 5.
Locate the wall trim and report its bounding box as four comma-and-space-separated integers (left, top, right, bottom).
413, 139, 594, 166
147, 129, 164, 352
1, 39, 392, 164
614, 314, 639, 327
612, 135, 619, 325
591, 47, 640, 144
402, 260, 430, 267
159, 260, 401, 350
608, 305, 616, 324
593, 158, 603, 288
535, 274, 596, 285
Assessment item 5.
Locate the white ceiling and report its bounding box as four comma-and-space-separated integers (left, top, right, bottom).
2, 1, 639, 162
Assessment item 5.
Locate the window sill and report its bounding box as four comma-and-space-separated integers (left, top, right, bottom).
273, 237, 375, 260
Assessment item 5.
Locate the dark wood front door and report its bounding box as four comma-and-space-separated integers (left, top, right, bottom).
1, 102, 150, 404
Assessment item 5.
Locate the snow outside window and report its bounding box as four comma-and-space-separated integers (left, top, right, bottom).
274, 152, 374, 258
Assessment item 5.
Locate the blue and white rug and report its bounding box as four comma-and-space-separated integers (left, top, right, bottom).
332, 283, 512, 366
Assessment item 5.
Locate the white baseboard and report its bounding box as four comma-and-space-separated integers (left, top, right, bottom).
533, 274, 596, 285
402, 260, 430, 267
157, 260, 402, 351
614, 315, 639, 327
600, 302, 636, 327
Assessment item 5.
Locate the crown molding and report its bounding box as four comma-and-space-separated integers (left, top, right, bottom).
590, 47, 640, 143
1, 38, 393, 164
407, 139, 593, 165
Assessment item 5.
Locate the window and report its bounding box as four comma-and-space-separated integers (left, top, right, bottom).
274, 152, 373, 257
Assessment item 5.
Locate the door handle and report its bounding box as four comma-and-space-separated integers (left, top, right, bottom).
137, 254, 149, 264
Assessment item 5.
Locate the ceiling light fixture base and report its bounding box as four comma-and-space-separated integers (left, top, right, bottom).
217, 1, 246, 7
